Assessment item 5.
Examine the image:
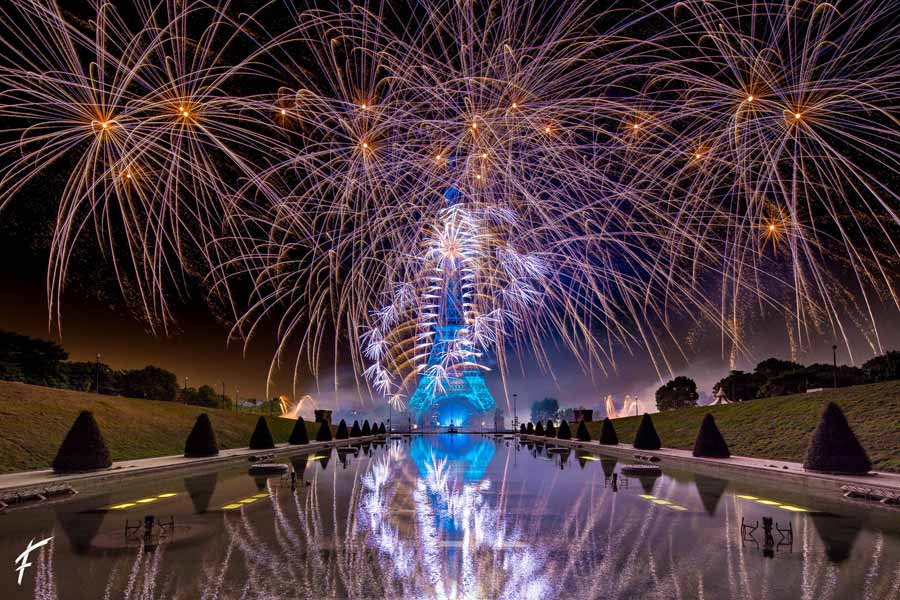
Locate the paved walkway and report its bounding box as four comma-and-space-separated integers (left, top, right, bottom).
519, 434, 900, 497
0, 436, 380, 495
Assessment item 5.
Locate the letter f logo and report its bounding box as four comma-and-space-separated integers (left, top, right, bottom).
15, 536, 52, 585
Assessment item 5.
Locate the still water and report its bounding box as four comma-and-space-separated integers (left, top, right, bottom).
2, 434, 899, 599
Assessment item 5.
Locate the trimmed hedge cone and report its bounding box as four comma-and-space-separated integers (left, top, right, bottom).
804, 402, 872, 475
351, 421, 362, 437
632, 413, 661, 450
545, 420, 556, 437
362, 420, 372, 436
692, 413, 730, 458
526, 422, 534, 434
535, 422, 545, 435
557, 420, 572, 439
289, 417, 310, 445
576, 420, 591, 442
184, 413, 219, 457
520, 423, 527, 434
52, 410, 112, 472
335, 419, 350, 440
378, 423, 386, 435
316, 420, 333, 442
249, 416, 275, 450
599, 417, 619, 445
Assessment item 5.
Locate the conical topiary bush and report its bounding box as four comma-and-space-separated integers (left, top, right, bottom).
249, 416, 275, 450
379, 423, 387, 435
599, 417, 619, 445
335, 419, 349, 439
535, 421, 545, 435
632, 413, 661, 450
362, 420, 372, 436
52, 410, 112, 472
692, 414, 730, 458
351, 420, 362, 437
557, 420, 572, 439
520, 423, 527, 434
525, 422, 533, 434
316, 419, 333, 442
576, 420, 591, 442
545, 420, 556, 437
184, 413, 218, 457
289, 417, 310, 445
803, 402, 872, 474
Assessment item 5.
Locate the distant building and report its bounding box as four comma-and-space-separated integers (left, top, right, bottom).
494, 408, 505, 432
314, 409, 333, 424
573, 408, 594, 422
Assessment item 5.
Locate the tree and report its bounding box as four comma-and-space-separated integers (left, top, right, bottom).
599, 418, 619, 445
0, 330, 68, 387
655, 376, 699, 411
183, 385, 222, 408
362, 420, 372, 436
530, 397, 559, 424
633, 413, 661, 450
351, 420, 362, 437
526, 422, 534, 434
520, 423, 527, 434
316, 419, 333, 442
557, 420, 572, 439
754, 357, 803, 380
712, 370, 761, 402
862, 351, 900, 382
118, 366, 178, 401
289, 417, 310, 445
52, 411, 111, 472
576, 420, 591, 441
545, 420, 556, 437
534, 421, 545, 435
249, 416, 275, 450
335, 419, 349, 439
184, 413, 219, 457
692, 414, 730, 458
804, 402, 871, 474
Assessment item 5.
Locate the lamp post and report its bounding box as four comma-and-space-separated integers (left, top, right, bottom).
512, 393, 518, 432
94, 353, 101, 394
183, 376, 188, 403
832, 344, 838, 389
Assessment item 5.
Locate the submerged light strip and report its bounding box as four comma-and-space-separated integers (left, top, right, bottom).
109, 492, 178, 510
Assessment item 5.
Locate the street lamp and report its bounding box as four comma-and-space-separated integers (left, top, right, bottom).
512, 393, 518, 432
832, 344, 838, 389
95, 353, 101, 394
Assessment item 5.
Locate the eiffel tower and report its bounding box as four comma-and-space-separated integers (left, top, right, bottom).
407, 178, 496, 429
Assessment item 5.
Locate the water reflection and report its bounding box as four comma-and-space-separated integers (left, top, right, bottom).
12, 435, 900, 599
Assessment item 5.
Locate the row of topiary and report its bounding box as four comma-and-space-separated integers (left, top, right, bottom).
51, 412, 387, 473
516, 401, 872, 475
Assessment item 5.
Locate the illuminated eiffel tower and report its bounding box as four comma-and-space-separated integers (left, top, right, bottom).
407, 177, 496, 428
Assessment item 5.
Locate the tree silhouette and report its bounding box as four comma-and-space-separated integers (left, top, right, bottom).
557, 420, 572, 439
249, 416, 275, 449
289, 417, 310, 445
804, 402, 872, 474
316, 419, 333, 442
576, 420, 591, 441
335, 419, 349, 439
184, 413, 218, 456
655, 376, 699, 411
599, 417, 619, 445
692, 414, 730, 458
632, 413, 661, 450
52, 410, 111, 472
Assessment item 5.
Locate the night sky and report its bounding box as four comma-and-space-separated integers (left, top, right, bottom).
1, 0, 899, 421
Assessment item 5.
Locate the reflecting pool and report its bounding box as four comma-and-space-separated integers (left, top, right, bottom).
2, 434, 899, 599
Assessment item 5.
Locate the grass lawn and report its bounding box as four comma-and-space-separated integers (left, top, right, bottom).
0, 381, 326, 474
582, 381, 900, 473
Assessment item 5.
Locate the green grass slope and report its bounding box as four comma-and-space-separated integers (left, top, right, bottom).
585, 381, 900, 473
0, 381, 321, 474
